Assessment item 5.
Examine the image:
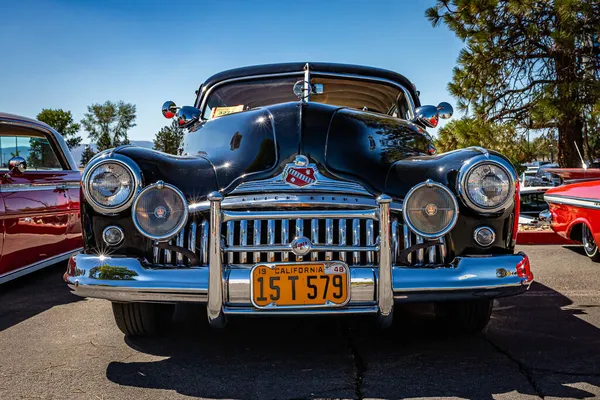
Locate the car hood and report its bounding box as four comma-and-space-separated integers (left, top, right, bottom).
182, 101, 446, 198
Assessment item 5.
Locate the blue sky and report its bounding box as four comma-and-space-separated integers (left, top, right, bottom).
0, 0, 464, 143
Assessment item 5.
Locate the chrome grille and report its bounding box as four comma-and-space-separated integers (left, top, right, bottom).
223, 216, 379, 265
153, 210, 449, 267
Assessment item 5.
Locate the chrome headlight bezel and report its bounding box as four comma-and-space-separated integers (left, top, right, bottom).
131, 181, 189, 241
458, 157, 516, 213
82, 155, 142, 215
403, 180, 459, 239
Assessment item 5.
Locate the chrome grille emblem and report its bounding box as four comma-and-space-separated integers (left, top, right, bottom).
283, 155, 317, 188
290, 236, 312, 256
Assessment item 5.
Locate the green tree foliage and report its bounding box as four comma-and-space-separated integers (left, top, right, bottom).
436, 117, 529, 168
153, 121, 184, 155
81, 101, 136, 152
36, 108, 82, 150
426, 0, 600, 167
79, 144, 96, 168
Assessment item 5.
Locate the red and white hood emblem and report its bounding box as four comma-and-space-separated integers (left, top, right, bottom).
283, 155, 317, 187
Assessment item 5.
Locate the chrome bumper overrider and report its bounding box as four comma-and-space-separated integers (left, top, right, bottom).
66, 192, 532, 325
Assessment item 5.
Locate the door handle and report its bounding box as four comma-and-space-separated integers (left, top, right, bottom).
56, 184, 68, 191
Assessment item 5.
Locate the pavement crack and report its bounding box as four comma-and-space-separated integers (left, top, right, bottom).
342, 323, 366, 400
484, 336, 545, 399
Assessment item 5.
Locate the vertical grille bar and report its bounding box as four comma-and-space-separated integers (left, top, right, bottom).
439, 236, 447, 261
267, 219, 275, 262
403, 224, 411, 264
201, 220, 209, 264
176, 230, 185, 265
164, 240, 172, 264
188, 221, 197, 255
153, 242, 160, 264
253, 220, 261, 263
325, 219, 333, 261
391, 219, 399, 264
339, 219, 346, 261
416, 235, 424, 264
227, 221, 234, 264
311, 219, 319, 261
296, 218, 303, 261
239, 220, 248, 264
366, 220, 374, 264
281, 219, 289, 262
352, 219, 360, 265
428, 244, 436, 264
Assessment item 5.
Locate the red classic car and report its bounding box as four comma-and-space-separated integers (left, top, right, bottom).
0, 112, 83, 283
544, 180, 600, 261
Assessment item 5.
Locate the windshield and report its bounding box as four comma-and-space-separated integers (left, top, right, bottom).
202, 76, 412, 120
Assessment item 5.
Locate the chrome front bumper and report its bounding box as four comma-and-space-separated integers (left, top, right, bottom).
66, 193, 532, 325
65, 252, 532, 316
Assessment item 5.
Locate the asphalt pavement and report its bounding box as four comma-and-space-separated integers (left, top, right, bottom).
1, 245, 599, 400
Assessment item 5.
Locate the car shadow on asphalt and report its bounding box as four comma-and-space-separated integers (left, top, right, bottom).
0, 262, 82, 332
106, 282, 600, 399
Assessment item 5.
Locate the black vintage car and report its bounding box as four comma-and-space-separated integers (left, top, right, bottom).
65, 62, 532, 336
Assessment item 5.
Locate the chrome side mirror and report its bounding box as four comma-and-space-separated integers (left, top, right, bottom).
162, 101, 178, 119
176, 106, 201, 127
413, 102, 454, 128
3, 156, 27, 179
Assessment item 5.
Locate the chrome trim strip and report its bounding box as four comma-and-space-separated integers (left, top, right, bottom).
239, 220, 248, 264
207, 192, 225, 327
339, 219, 347, 262
544, 194, 600, 210
325, 218, 333, 261
164, 240, 172, 264
188, 221, 197, 254
0, 248, 82, 285
311, 219, 319, 261
403, 223, 411, 264
224, 244, 379, 252
352, 219, 360, 265
223, 306, 379, 316
391, 219, 399, 263
189, 194, 402, 213
281, 219, 289, 262
267, 219, 275, 262
416, 235, 424, 264
223, 209, 378, 222
176, 231, 185, 264
295, 218, 303, 261
377, 195, 394, 325
366, 219, 374, 264
439, 236, 447, 260
201, 220, 209, 264
253, 220, 261, 263
153, 243, 160, 264
227, 221, 234, 264
0, 182, 80, 192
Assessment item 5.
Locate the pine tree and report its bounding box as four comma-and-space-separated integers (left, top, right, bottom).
426, 0, 600, 167
79, 145, 96, 168
153, 121, 184, 155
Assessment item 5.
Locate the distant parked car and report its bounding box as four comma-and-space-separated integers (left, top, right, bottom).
0, 113, 82, 284
519, 186, 550, 226
544, 181, 600, 261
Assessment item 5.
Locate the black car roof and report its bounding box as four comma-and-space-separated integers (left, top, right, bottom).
200, 62, 420, 106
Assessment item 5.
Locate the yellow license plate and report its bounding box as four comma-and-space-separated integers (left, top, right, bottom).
251, 262, 350, 308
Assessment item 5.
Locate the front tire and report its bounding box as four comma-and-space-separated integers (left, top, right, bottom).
434, 299, 493, 334
112, 302, 175, 337
582, 224, 600, 262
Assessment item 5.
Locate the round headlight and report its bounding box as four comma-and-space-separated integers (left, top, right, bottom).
132, 181, 188, 241
463, 161, 514, 212
403, 180, 459, 238
83, 158, 140, 214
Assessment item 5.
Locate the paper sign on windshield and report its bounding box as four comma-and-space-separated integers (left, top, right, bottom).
211, 105, 244, 119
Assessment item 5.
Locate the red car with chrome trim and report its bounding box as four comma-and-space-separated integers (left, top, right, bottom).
0, 113, 83, 284
544, 180, 600, 261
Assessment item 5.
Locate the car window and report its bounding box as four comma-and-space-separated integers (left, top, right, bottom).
0, 126, 64, 171
203, 75, 411, 119
520, 192, 548, 213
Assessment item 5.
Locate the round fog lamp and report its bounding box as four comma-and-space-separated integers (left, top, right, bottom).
403, 180, 459, 238
103, 226, 124, 246
474, 226, 495, 247
132, 181, 189, 241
